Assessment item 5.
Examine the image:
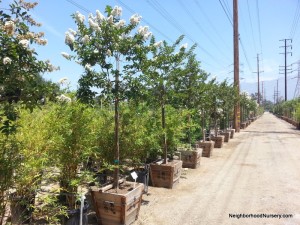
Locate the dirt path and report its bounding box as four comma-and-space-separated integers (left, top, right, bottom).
134, 112, 300, 225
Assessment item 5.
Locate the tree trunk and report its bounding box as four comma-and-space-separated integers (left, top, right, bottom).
162, 102, 167, 164
113, 56, 120, 189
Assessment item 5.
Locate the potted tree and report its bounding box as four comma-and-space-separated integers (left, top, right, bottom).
172, 53, 208, 168
140, 36, 192, 188
63, 6, 149, 224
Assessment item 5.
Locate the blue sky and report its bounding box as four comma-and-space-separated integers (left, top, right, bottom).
4, 0, 300, 101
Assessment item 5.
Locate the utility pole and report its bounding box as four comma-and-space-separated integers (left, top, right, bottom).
253, 54, 263, 104
262, 81, 264, 104
279, 39, 292, 101
293, 60, 300, 99
233, 0, 240, 132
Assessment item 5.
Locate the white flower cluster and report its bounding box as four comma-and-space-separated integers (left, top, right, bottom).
130, 14, 142, 25
85, 63, 92, 71
65, 31, 75, 46
89, 18, 101, 32
111, 6, 122, 17
106, 49, 112, 57
96, 10, 105, 22
19, 39, 29, 48
56, 94, 71, 102
61, 52, 71, 60
58, 77, 69, 85
115, 19, 125, 29
75, 11, 85, 23
153, 41, 163, 48
180, 43, 188, 49
82, 35, 90, 44
4, 21, 15, 36
3, 57, 12, 65
138, 26, 152, 40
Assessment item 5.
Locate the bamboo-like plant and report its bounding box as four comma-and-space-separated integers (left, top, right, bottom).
63, 5, 152, 189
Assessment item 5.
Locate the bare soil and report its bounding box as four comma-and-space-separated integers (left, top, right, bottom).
133, 112, 300, 225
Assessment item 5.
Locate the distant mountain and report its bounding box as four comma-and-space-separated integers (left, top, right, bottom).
240, 77, 299, 102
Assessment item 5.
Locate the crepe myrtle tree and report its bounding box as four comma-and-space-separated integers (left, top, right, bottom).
171, 53, 209, 145
0, 0, 57, 132
140, 35, 191, 164
0, 0, 57, 221
63, 5, 152, 189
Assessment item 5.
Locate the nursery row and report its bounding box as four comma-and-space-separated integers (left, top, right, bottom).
0, 1, 263, 224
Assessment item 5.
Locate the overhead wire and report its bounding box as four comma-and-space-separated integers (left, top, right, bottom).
115, 0, 174, 42
289, 0, 300, 40
193, 0, 232, 51
178, 0, 231, 63
246, 0, 257, 53
256, 0, 263, 54
218, 0, 233, 26
146, 0, 229, 67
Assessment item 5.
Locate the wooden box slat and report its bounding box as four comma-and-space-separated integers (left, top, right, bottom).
150, 160, 182, 189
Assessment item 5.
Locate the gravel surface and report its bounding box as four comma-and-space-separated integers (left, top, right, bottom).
133, 112, 300, 225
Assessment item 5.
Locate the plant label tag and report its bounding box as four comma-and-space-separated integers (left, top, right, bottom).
131, 171, 138, 180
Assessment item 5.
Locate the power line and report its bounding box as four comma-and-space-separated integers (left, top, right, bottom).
116, 0, 173, 42
256, 0, 263, 54
290, 0, 300, 39
65, 0, 90, 13
218, 0, 233, 26
246, 0, 257, 53
193, 0, 231, 51
178, 0, 231, 62
146, 0, 228, 66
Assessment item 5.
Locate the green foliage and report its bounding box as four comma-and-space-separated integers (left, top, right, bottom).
44, 101, 95, 209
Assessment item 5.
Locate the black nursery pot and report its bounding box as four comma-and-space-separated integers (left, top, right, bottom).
61, 203, 89, 225
10, 192, 35, 224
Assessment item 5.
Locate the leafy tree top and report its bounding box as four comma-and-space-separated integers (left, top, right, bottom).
63, 5, 153, 104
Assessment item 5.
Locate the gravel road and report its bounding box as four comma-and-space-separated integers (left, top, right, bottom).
134, 112, 300, 225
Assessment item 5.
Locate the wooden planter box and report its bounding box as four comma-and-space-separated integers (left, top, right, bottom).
228, 129, 235, 139
179, 148, 203, 169
219, 131, 230, 142
211, 136, 224, 148
240, 122, 246, 129
196, 141, 214, 157
150, 160, 182, 189
90, 182, 144, 225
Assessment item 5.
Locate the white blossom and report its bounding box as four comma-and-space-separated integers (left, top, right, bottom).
61, 52, 71, 60
115, 19, 125, 29
153, 41, 163, 48
3, 57, 12, 65
111, 6, 122, 17
96, 10, 105, 22
82, 35, 90, 44
93, 49, 99, 54
143, 32, 152, 40
65, 32, 75, 45
85, 63, 92, 71
75, 11, 85, 23
27, 32, 34, 39
56, 94, 71, 102
180, 43, 188, 49
89, 18, 100, 31
107, 15, 114, 24
4, 21, 15, 36
130, 14, 142, 25
88, 13, 96, 20
58, 77, 69, 85
138, 26, 149, 35
138, 26, 151, 40
19, 39, 29, 48
106, 49, 112, 57
68, 28, 77, 36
